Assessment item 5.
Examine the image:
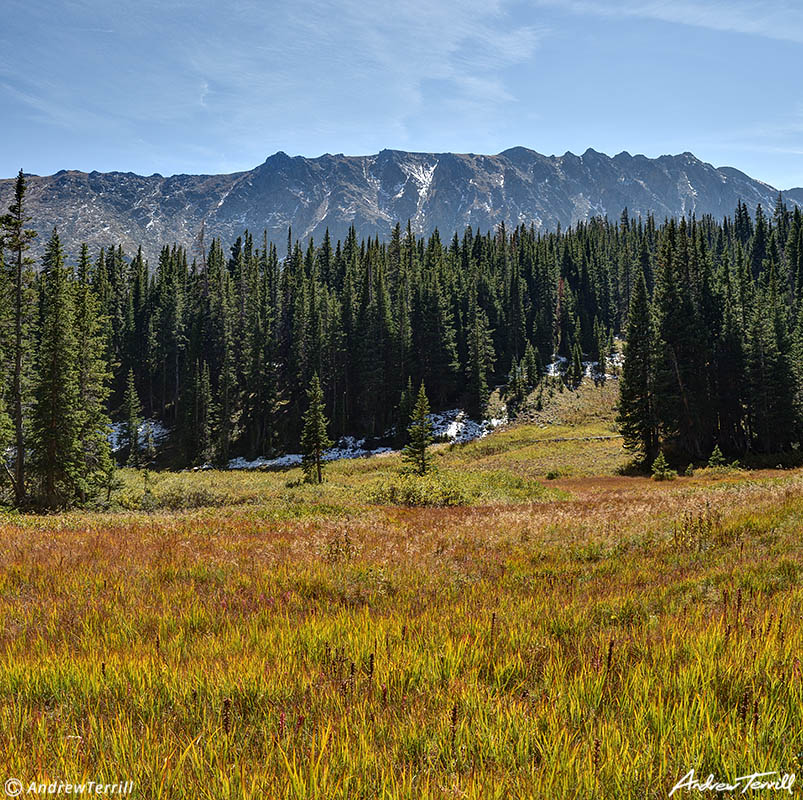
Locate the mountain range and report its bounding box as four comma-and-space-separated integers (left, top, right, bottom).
2, 147, 801, 262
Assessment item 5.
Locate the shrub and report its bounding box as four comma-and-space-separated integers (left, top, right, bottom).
367, 474, 469, 507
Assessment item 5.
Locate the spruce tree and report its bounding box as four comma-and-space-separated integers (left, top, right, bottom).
31, 230, 82, 508
522, 341, 540, 391
507, 358, 526, 412
197, 361, 216, 465
746, 286, 796, 452
0, 170, 37, 505
617, 269, 656, 462
183, 359, 216, 465
0, 250, 11, 474
300, 373, 332, 484
74, 243, 113, 501
652, 220, 709, 458
465, 302, 495, 418
402, 382, 434, 476
122, 369, 143, 466
591, 318, 608, 382
566, 341, 584, 389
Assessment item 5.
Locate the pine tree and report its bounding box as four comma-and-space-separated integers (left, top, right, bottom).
0, 250, 11, 471
746, 281, 796, 452
617, 269, 656, 462
197, 361, 216, 464
465, 302, 495, 418
566, 341, 584, 388
522, 341, 541, 391
31, 230, 82, 508
591, 318, 609, 382
74, 243, 113, 501
707, 445, 726, 468
0, 170, 37, 505
122, 369, 143, 466
402, 382, 434, 476
651, 220, 709, 458
183, 359, 216, 465
300, 373, 332, 484
651, 450, 676, 480
507, 358, 526, 412
521, 342, 543, 392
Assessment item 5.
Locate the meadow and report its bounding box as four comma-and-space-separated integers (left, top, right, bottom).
1, 379, 802, 798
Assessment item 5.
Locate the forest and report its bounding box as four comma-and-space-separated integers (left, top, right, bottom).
2, 168, 803, 506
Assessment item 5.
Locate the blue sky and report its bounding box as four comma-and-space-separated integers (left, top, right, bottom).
1, 0, 802, 188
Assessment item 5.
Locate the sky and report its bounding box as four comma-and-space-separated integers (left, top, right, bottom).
1, 0, 802, 188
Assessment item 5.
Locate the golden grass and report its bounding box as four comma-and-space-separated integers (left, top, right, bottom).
1, 382, 802, 797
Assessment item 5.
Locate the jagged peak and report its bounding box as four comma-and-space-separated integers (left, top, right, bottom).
263, 151, 291, 164
582, 147, 607, 160
499, 145, 537, 158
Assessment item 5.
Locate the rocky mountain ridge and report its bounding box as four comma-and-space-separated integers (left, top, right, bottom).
2, 147, 800, 262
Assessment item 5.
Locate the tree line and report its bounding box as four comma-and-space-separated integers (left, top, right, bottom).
2, 167, 803, 505
618, 201, 803, 464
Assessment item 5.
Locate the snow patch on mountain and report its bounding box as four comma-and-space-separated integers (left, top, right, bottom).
401, 160, 437, 203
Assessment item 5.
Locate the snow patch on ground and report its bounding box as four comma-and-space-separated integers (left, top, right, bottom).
109, 419, 170, 452
225, 409, 507, 471
429, 409, 507, 443
227, 436, 393, 471
546, 351, 622, 381
546, 356, 567, 376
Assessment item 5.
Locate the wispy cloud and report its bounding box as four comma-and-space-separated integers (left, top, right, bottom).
533, 0, 803, 44
0, 0, 545, 170
5, 0, 799, 183
173, 0, 546, 153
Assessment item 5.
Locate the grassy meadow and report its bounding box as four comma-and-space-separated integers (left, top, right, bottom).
1, 378, 802, 798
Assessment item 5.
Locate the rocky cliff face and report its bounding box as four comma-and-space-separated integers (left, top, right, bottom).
1, 147, 798, 262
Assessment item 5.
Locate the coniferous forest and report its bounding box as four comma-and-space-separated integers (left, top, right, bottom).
2, 168, 803, 506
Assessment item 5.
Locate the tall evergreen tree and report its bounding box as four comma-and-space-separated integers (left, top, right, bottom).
465, 302, 495, 418
122, 369, 143, 466
300, 373, 332, 484
402, 382, 434, 476
617, 269, 656, 462
74, 243, 114, 501
522, 341, 541, 390
566, 341, 584, 388
0, 249, 11, 473
0, 170, 37, 505
31, 230, 82, 508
